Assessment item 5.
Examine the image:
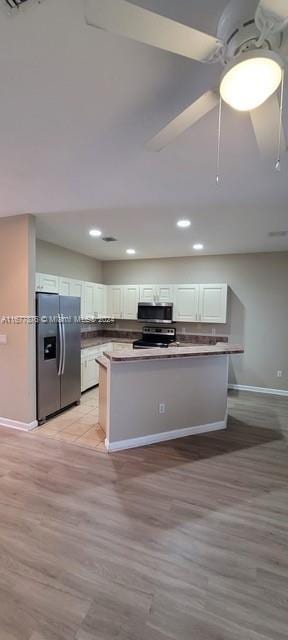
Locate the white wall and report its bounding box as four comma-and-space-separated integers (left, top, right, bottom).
36, 240, 103, 282
0, 215, 36, 426
103, 252, 288, 391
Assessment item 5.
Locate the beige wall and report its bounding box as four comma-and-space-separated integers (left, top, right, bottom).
103, 252, 288, 391
0, 215, 36, 425
36, 240, 103, 283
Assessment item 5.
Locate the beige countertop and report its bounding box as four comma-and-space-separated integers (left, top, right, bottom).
81, 337, 133, 350
103, 343, 244, 362
96, 355, 109, 368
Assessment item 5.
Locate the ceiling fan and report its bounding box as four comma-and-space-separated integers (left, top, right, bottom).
85, 0, 288, 162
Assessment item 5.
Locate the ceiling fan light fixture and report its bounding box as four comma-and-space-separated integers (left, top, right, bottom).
220, 50, 283, 112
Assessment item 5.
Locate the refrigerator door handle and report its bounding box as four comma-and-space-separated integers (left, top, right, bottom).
61, 319, 66, 376
57, 314, 63, 377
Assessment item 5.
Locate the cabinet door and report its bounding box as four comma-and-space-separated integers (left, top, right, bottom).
174, 285, 199, 322
81, 360, 87, 392
84, 282, 95, 318
199, 284, 227, 323
59, 277, 72, 296
35, 273, 41, 291
108, 286, 123, 319
39, 273, 59, 293
157, 285, 174, 304
94, 284, 107, 317
86, 353, 99, 388
139, 285, 156, 303
71, 280, 84, 317
123, 285, 140, 320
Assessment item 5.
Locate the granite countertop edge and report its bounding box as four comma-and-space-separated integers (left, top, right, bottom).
103, 344, 244, 362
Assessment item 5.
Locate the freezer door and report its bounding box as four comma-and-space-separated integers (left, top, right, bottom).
36, 293, 61, 421
59, 296, 81, 409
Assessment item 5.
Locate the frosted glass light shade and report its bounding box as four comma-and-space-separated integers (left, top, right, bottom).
220, 51, 283, 112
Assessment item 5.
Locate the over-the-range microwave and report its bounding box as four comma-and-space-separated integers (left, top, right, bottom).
137, 302, 173, 324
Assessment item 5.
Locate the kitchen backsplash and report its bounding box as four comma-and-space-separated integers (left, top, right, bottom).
81, 324, 228, 345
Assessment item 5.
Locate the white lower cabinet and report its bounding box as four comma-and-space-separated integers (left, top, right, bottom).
123, 285, 140, 320
81, 343, 113, 392
198, 284, 227, 323
81, 348, 100, 392
174, 285, 199, 322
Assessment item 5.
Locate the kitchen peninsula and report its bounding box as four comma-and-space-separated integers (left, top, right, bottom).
97, 344, 244, 452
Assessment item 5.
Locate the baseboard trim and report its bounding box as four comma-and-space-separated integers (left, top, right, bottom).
229, 384, 288, 397
105, 419, 226, 453
0, 417, 38, 432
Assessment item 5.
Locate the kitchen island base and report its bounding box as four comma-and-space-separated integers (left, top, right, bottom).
97, 348, 243, 452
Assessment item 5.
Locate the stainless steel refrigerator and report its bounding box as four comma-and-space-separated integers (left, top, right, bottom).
36, 293, 81, 424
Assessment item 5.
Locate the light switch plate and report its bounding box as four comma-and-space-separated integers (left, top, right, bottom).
0, 334, 7, 344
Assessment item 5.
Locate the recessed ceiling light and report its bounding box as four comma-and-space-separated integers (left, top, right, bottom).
220, 51, 283, 112
126, 248, 136, 255
89, 229, 102, 237
177, 219, 191, 228
193, 243, 204, 251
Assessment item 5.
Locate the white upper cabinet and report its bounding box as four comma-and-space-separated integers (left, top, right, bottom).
123, 285, 140, 320
198, 284, 227, 324
94, 284, 107, 317
174, 285, 199, 322
139, 285, 155, 303
35, 272, 41, 291
108, 285, 123, 319
139, 285, 174, 304
59, 278, 84, 316
36, 273, 228, 324
59, 277, 83, 298
83, 282, 95, 318
36, 273, 59, 293
157, 285, 174, 303
59, 277, 72, 296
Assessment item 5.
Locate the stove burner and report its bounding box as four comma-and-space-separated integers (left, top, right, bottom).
133, 325, 177, 350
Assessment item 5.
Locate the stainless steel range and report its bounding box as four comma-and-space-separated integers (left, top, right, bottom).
133, 326, 177, 349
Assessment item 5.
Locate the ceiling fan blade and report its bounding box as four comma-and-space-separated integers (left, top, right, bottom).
146, 91, 219, 152
256, 0, 288, 22
250, 93, 286, 160
85, 0, 221, 62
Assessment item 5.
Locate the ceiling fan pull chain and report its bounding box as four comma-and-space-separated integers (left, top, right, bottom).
275, 69, 285, 171
216, 97, 222, 184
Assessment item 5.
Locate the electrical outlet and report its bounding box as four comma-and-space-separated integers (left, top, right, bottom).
277, 370, 283, 378
159, 403, 166, 414
181, 327, 186, 334
212, 328, 216, 336
0, 335, 7, 345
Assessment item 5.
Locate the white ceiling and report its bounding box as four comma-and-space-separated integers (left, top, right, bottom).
1, 0, 288, 259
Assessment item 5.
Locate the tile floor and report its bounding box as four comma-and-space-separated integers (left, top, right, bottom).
33, 386, 106, 452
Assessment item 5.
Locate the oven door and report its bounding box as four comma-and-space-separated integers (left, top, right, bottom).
137, 303, 173, 324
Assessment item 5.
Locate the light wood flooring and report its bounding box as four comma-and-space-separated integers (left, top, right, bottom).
0, 390, 287, 639
34, 387, 106, 451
